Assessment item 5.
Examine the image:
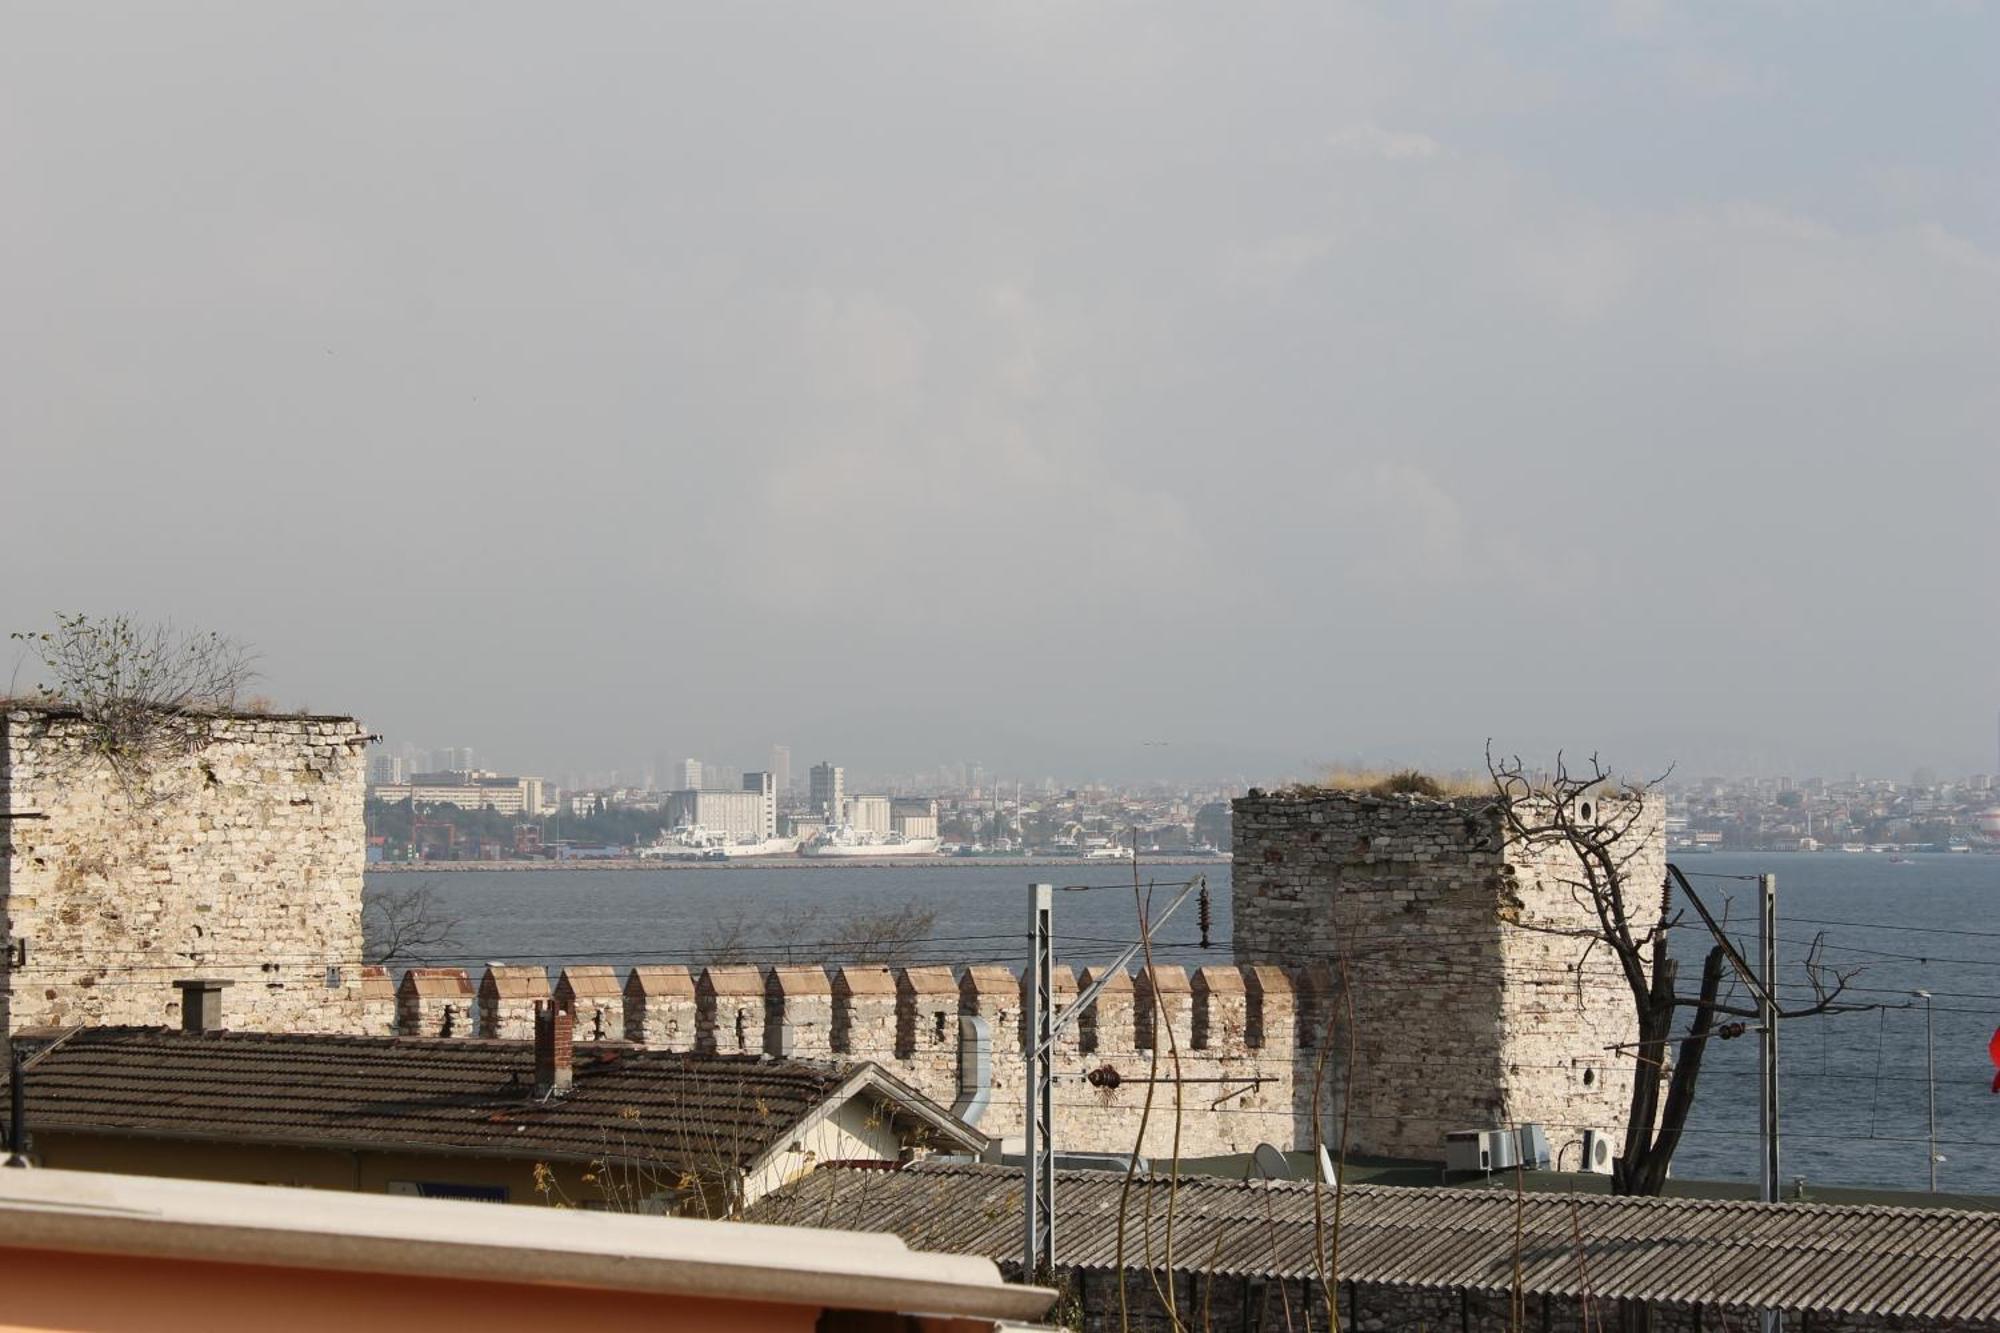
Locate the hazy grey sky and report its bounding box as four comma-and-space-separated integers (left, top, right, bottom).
4, 3, 1996, 783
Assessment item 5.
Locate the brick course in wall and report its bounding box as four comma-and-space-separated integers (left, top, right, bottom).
2, 709, 369, 1036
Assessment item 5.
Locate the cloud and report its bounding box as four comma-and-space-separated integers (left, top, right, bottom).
1326, 122, 1443, 162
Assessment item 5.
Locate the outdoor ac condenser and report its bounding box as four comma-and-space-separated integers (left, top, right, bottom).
1580, 1129, 1616, 1174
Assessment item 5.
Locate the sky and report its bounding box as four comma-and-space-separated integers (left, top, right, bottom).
2, 3, 1996, 785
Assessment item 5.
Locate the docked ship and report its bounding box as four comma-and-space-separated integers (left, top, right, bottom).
638, 825, 800, 860
801, 827, 942, 858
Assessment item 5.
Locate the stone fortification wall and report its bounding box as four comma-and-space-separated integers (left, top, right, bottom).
380, 960, 1300, 1159
2, 709, 370, 1035
1232, 788, 1661, 1164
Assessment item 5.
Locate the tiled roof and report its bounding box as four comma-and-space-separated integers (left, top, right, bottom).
8, 1028, 969, 1172
748, 1164, 2000, 1324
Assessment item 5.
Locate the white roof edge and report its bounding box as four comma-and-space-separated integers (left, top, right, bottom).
0, 1169, 1054, 1322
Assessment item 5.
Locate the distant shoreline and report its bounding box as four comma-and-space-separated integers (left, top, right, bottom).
367, 856, 1228, 873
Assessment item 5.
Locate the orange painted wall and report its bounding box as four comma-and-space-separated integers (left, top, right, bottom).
0, 1245, 818, 1333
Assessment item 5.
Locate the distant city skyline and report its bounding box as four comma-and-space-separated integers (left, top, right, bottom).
371, 731, 2000, 795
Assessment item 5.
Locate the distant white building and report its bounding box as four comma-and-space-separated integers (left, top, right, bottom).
373, 772, 547, 816
666, 786, 771, 842
891, 797, 939, 841
847, 795, 892, 836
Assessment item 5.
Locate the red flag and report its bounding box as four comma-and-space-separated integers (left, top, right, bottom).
1990, 1026, 2000, 1094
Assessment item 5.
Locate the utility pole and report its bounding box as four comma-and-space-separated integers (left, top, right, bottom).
1917, 989, 1937, 1192
1758, 871, 1781, 1333
1024, 883, 1054, 1278
1022, 874, 1202, 1277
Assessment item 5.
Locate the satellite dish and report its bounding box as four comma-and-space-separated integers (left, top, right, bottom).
1252, 1143, 1293, 1181
1317, 1144, 1339, 1187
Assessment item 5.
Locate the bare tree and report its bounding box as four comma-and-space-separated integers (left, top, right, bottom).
1487, 747, 1866, 1200
363, 879, 465, 966
9, 613, 257, 797
823, 903, 939, 966
690, 902, 939, 969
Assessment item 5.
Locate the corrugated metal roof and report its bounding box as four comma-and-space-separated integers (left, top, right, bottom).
747, 1164, 2000, 1323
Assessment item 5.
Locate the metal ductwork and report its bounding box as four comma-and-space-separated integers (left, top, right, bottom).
951, 1014, 991, 1128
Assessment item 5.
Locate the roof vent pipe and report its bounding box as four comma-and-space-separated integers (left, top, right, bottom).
174, 979, 233, 1034
952, 1014, 991, 1128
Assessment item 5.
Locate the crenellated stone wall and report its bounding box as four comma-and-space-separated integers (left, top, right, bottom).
1, 709, 370, 1036
2, 703, 1661, 1173
1231, 788, 1663, 1164
395, 959, 1299, 1159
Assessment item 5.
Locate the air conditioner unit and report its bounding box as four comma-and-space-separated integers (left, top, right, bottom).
1516, 1123, 1551, 1170
1481, 1129, 1521, 1171
1444, 1129, 1521, 1174
1580, 1129, 1616, 1175
1444, 1130, 1488, 1173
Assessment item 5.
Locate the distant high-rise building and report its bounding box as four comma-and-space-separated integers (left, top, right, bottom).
809, 763, 845, 819
366, 753, 405, 786
771, 745, 792, 796
742, 771, 777, 840
681, 758, 703, 790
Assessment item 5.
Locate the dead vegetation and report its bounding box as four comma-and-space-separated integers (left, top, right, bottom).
1294, 767, 1488, 799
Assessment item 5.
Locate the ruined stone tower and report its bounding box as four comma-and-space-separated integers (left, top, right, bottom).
1232, 788, 1665, 1164
1, 708, 371, 1036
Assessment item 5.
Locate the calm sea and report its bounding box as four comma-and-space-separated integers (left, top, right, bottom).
365, 851, 2000, 1194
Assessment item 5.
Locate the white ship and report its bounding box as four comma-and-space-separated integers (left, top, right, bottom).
638, 825, 801, 860
801, 827, 942, 858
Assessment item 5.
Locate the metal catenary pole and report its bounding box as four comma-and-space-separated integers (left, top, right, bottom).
1024, 882, 1055, 1277
1022, 874, 1203, 1278
1759, 871, 1782, 1333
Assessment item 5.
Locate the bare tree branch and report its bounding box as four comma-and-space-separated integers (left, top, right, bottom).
363, 879, 464, 966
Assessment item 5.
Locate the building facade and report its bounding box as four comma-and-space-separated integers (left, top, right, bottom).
891, 797, 939, 841
809, 763, 844, 819
370, 772, 546, 816
846, 794, 891, 835
742, 771, 777, 840
665, 789, 769, 842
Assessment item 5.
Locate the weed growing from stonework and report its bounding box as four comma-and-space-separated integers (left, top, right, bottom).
8, 613, 257, 801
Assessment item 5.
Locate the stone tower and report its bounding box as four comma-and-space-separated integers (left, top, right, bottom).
1233, 788, 1665, 1164
1, 708, 371, 1036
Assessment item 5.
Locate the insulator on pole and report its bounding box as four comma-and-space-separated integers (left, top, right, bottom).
1197, 882, 1212, 949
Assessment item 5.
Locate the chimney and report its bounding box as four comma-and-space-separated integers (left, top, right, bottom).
533, 1001, 573, 1098
174, 979, 233, 1033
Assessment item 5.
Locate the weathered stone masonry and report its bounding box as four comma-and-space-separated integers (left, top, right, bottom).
1, 709, 370, 1036
380, 959, 1301, 1159
2, 708, 1663, 1170
1232, 788, 1664, 1164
